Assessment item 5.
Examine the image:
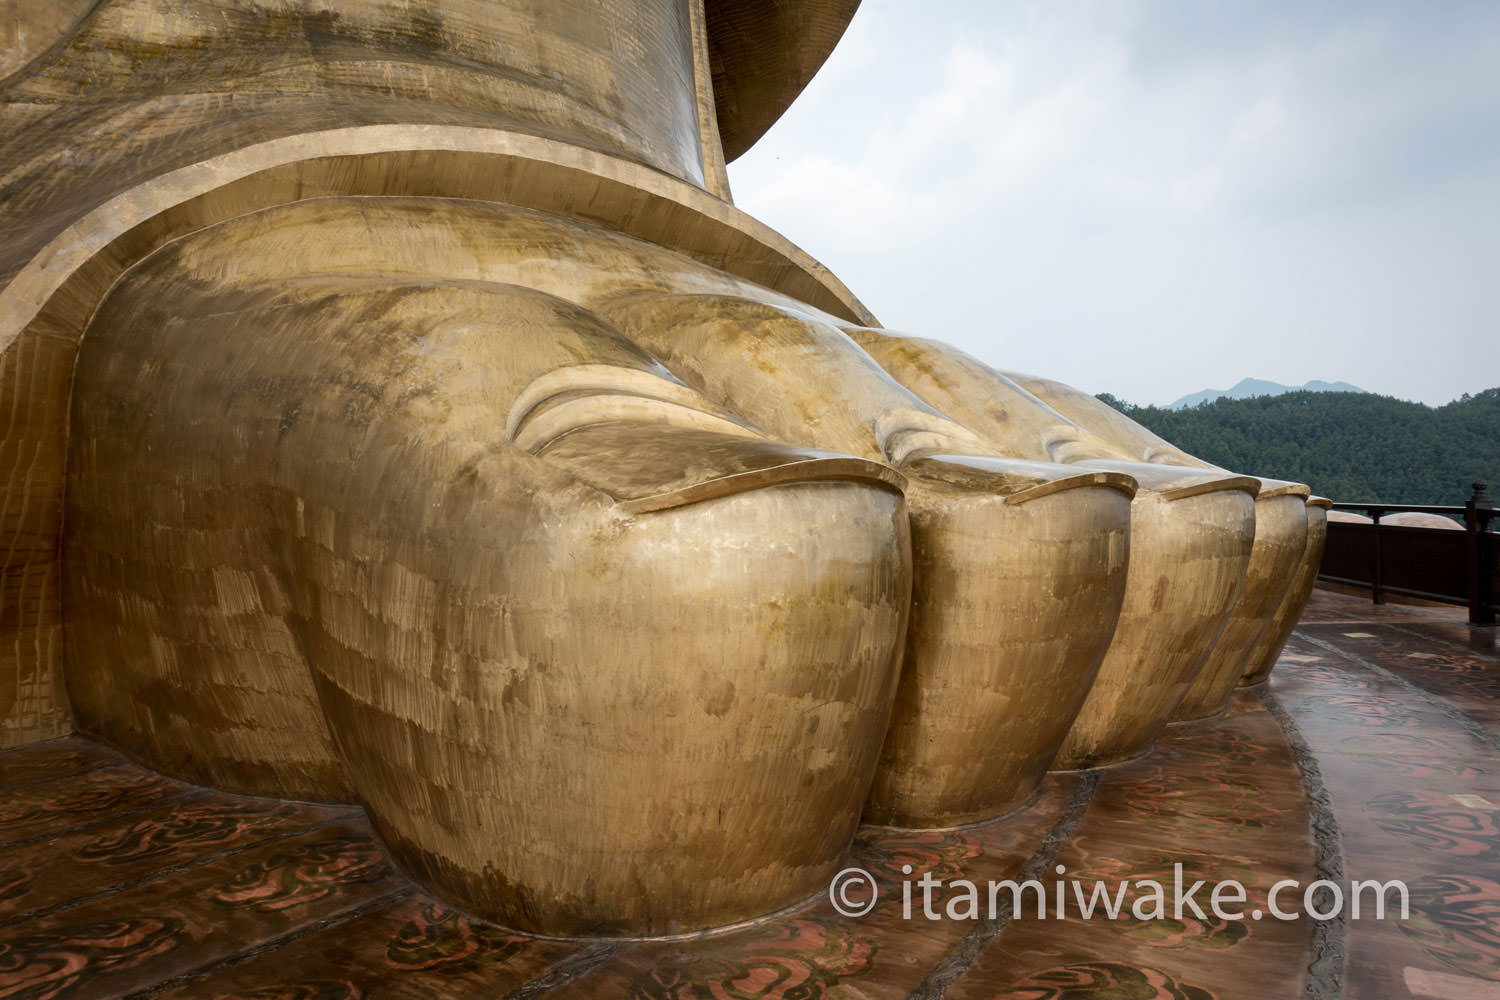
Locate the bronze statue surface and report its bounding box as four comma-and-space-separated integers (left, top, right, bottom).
0, 0, 1312, 936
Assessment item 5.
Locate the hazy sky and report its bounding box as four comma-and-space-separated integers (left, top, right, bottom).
726, 0, 1500, 407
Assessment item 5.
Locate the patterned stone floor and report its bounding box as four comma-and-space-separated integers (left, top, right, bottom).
3, 588, 1498, 999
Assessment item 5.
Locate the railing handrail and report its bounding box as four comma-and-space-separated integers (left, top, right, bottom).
1329, 501, 1490, 520
1318, 480, 1495, 625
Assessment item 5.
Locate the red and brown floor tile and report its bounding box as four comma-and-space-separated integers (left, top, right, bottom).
3, 587, 1499, 999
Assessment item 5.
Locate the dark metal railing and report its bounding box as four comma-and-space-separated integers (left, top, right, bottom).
1318, 481, 1496, 626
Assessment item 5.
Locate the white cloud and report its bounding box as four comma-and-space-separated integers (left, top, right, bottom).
730, 0, 1500, 406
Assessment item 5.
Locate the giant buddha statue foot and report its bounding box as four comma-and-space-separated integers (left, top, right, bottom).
3, 0, 1317, 938
49, 196, 1302, 929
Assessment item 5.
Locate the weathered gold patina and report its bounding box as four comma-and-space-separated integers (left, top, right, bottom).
0, 0, 1311, 936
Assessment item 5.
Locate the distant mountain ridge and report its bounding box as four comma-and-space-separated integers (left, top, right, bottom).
1168, 377, 1366, 410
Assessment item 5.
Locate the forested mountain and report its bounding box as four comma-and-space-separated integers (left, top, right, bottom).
1096, 388, 1500, 505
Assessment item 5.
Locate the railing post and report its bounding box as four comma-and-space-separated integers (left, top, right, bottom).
1370, 508, 1385, 605
1469, 481, 1496, 627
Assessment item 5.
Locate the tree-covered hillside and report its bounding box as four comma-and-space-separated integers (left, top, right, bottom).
1096, 388, 1500, 505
